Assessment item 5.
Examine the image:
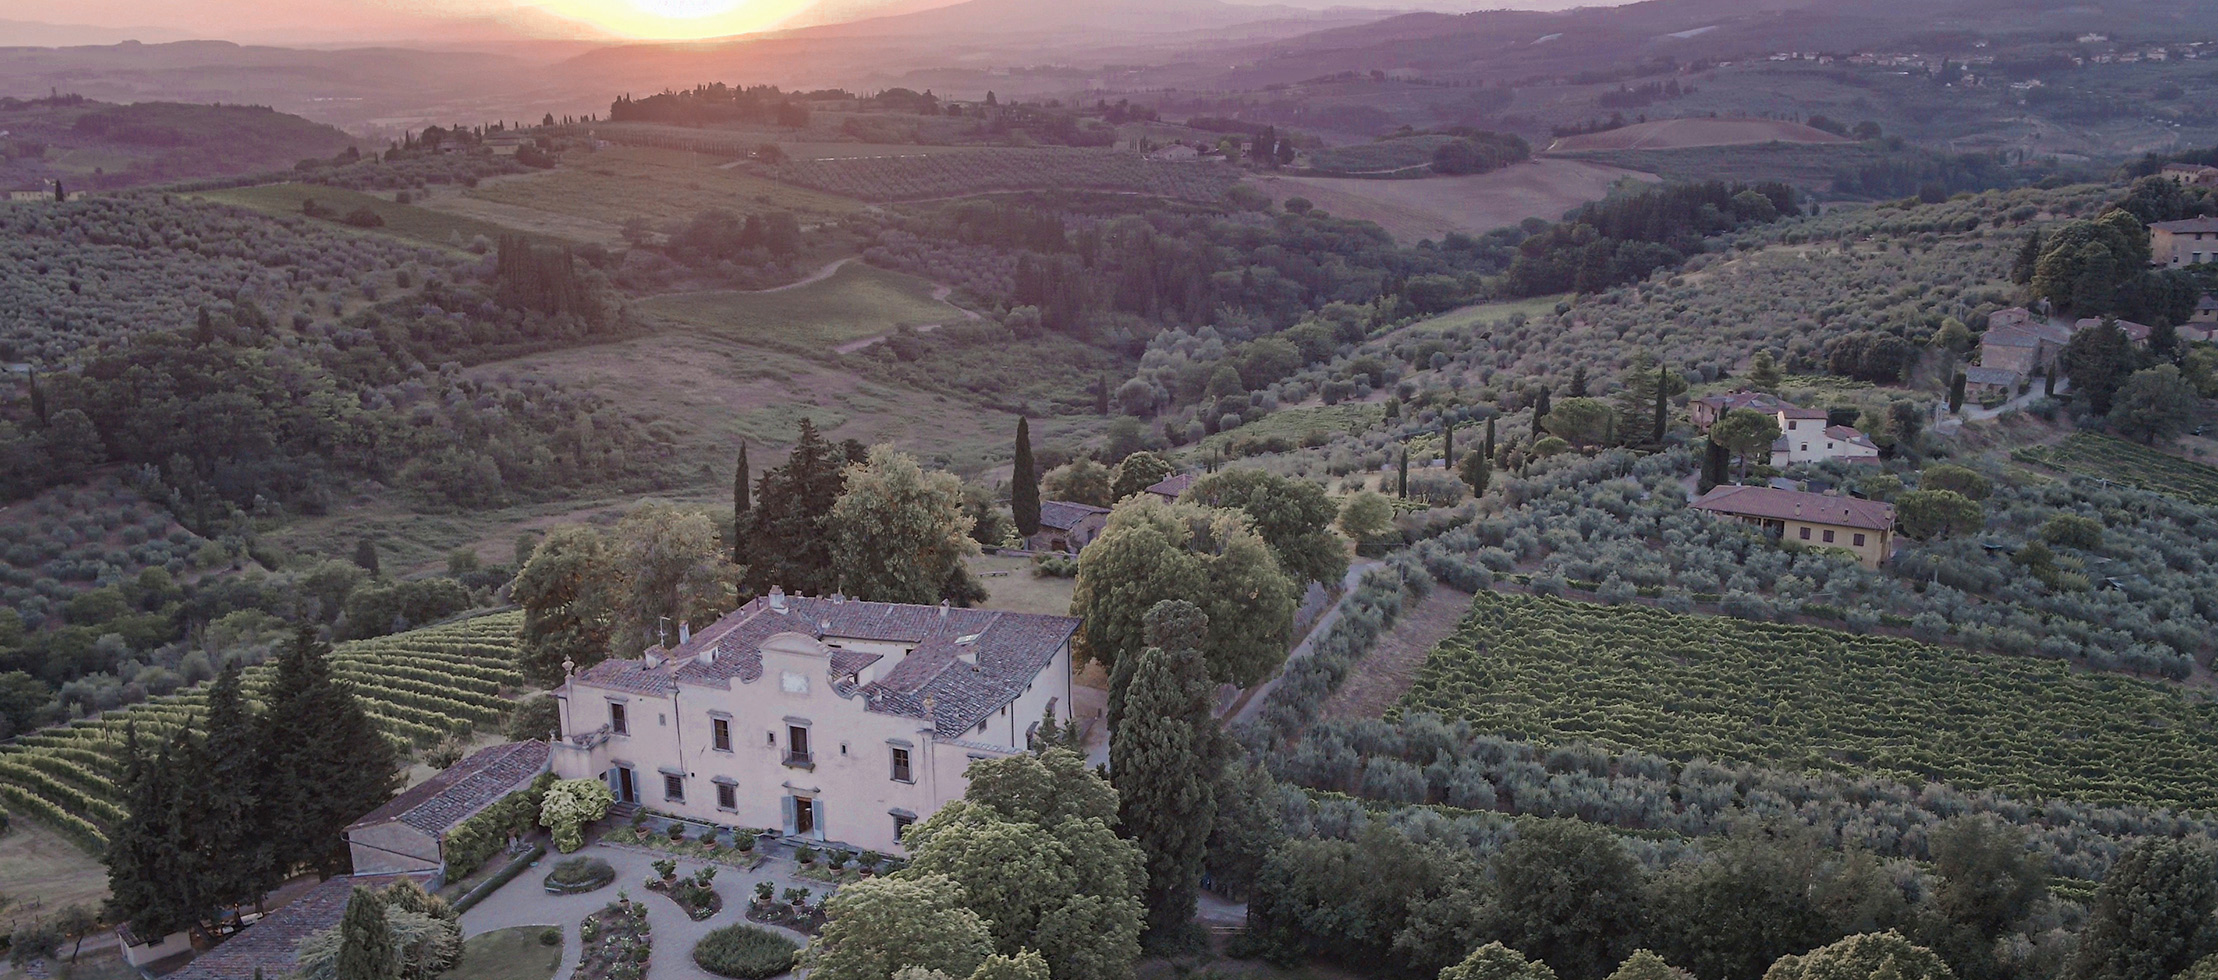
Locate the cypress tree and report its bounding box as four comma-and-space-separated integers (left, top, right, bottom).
1532, 388, 1552, 438
1570, 365, 1588, 397
262, 628, 400, 879
1484, 416, 1496, 463
1396, 448, 1409, 498
1949, 372, 1968, 413
1652, 363, 1669, 444
1111, 601, 1223, 944
202, 663, 276, 911
106, 725, 175, 937
1011, 418, 1041, 538
741, 418, 848, 596
352, 538, 380, 577
733, 441, 750, 566
335, 888, 399, 980
27, 369, 46, 425
1443, 423, 1454, 467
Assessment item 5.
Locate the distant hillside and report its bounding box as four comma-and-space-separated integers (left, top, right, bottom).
0, 94, 355, 191
1546, 118, 1850, 152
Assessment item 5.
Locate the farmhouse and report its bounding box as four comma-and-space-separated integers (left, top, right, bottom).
550, 588, 1079, 855
1772, 424, 1880, 467
2073, 317, 2153, 344
1690, 484, 1896, 568
344, 739, 549, 879
1963, 365, 2022, 402
1144, 471, 1197, 502
1689, 390, 1789, 431
2193, 295, 2218, 325
2159, 163, 2218, 186
2151, 217, 2218, 267
1148, 143, 1200, 162
1979, 317, 2071, 376
1029, 499, 1109, 552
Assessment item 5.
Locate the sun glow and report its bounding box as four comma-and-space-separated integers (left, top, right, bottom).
530, 0, 814, 39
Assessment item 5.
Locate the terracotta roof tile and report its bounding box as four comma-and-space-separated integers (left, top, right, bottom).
1690, 485, 1895, 531
346, 741, 548, 836
1037, 500, 1110, 531
1145, 472, 1197, 499
166, 874, 432, 980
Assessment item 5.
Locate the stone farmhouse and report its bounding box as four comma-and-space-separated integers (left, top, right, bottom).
2151, 217, 2218, 267
1691, 391, 1879, 467
156, 873, 432, 980
1977, 309, 2073, 378
1145, 471, 1197, 502
1028, 499, 1109, 553
551, 588, 1079, 855
1690, 484, 1896, 569
2159, 163, 2218, 186
1963, 365, 2023, 402
1688, 390, 1788, 431
345, 740, 549, 878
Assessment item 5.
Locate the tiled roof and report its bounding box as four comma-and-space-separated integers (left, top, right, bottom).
347, 740, 547, 836
1987, 307, 2039, 329
2075, 317, 2152, 342
1690, 485, 1895, 531
572, 593, 1078, 738
1695, 390, 1789, 414
1779, 407, 1828, 419
1145, 472, 1197, 499
1982, 326, 2043, 348
1822, 426, 1879, 451
1964, 366, 2021, 386
2152, 217, 2218, 233
165, 874, 432, 980
1038, 500, 1110, 531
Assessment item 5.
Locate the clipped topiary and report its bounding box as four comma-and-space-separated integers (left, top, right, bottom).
693, 924, 801, 979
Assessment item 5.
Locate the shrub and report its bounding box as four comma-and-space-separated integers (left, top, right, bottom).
692, 924, 800, 979
545, 856, 616, 894
540, 926, 562, 946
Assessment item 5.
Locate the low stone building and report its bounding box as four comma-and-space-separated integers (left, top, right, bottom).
1144, 471, 1197, 502
1028, 500, 1109, 553
1963, 365, 2023, 402
344, 740, 549, 879
2152, 217, 2218, 267
1772, 424, 1880, 466
161, 873, 433, 980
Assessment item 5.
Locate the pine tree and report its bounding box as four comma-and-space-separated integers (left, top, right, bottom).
1652, 363, 1669, 444
202, 663, 276, 911
741, 418, 848, 596
352, 538, 380, 577
733, 441, 750, 566
1011, 418, 1041, 538
1111, 601, 1223, 943
335, 888, 399, 980
262, 628, 400, 879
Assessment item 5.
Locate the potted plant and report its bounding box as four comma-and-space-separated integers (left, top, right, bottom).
693, 866, 718, 888
795, 844, 817, 865
753, 881, 775, 907
653, 858, 678, 883
735, 829, 757, 852
827, 849, 849, 871
783, 887, 811, 911
667, 821, 686, 841
859, 850, 882, 876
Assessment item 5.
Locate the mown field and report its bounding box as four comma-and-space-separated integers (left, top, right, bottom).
1303, 134, 1460, 174
756, 147, 1241, 202
2014, 433, 2218, 508
0, 613, 524, 853
195, 182, 531, 250
637, 261, 966, 346
1397, 591, 2218, 811
451, 145, 867, 233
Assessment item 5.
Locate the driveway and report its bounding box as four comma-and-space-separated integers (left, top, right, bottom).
1225, 560, 1381, 728
460, 837, 834, 979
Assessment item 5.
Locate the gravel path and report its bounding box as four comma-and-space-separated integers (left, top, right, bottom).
461, 840, 833, 979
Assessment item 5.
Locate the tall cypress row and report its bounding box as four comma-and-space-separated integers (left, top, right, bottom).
1112, 601, 1223, 943
732, 441, 750, 566
262, 628, 399, 879
1011, 417, 1041, 538
202, 664, 277, 911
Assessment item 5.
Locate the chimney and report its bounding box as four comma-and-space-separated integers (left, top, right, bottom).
700, 644, 716, 666
644, 650, 663, 669
939, 600, 950, 618
679, 621, 691, 645
768, 586, 787, 613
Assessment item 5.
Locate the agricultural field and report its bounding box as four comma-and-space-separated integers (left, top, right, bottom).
1190, 403, 1386, 460
1546, 118, 1851, 153
2014, 433, 2218, 508
1397, 591, 2218, 811
0, 612, 525, 853
754, 147, 1241, 202
194, 182, 529, 251
637, 261, 967, 347
1303, 134, 1462, 174
435, 145, 867, 240
1246, 160, 1654, 244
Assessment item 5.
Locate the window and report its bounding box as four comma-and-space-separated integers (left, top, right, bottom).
891, 747, 913, 782
893, 814, 914, 841
663, 773, 684, 802
609, 702, 627, 735
1798, 527, 1811, 540
716, 783, 736, 811
786, 725, 812, 767
1853, 533, 1867, 547
1823, 529, 1836, 543
712, 718, 732, 752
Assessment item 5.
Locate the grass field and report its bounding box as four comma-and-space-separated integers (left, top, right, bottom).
1546, 118, 1850, 152
448, 146, 866, 235
1248, 160, 1653, 243
196, 183, 533, 250
1303, 134, 1461, 174
2014, 433, 2218, 507
0, 815, 111, 914
1399, 591, 2218, 811
970, 554, 1076, 618
450, 926, 564, 980
638, 261, 965, 346
1192, 403, 1385, 459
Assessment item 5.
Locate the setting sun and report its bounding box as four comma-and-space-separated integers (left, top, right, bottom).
529, 0, 816, 38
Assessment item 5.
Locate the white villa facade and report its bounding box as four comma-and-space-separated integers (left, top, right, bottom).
550, 589, 1078, 854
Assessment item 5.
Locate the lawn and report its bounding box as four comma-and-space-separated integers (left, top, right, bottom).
458, 145, 866, 231
196, 183, 535, 251
970, 554, 1076, 618
1188, 402, 1385, 460
449, 926, 563, 980
638, 261, 967, 346
0, 815, 111, 913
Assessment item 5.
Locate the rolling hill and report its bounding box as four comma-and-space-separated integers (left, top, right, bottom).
0, 94, 355, 191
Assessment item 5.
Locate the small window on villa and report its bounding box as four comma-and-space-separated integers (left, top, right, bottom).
891, 747, 913, 783
663, 773, 684, 802
717, 783, 736, 811
1854, 533, 1867, 547
609, 702, 628, 735
975, 720, 988, 733
1798, 527, 1811, 540
893, 814, 914, 841
712, 718, 732, 752
1823, 529, 1836, 543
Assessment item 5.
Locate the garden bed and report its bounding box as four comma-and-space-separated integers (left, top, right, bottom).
693, 924, 801, 980
600, 821, 771, 871
743, 885, 827, 935
544, 855, 616, 894
574, 897, 652, 980
644, 860, 724, 921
